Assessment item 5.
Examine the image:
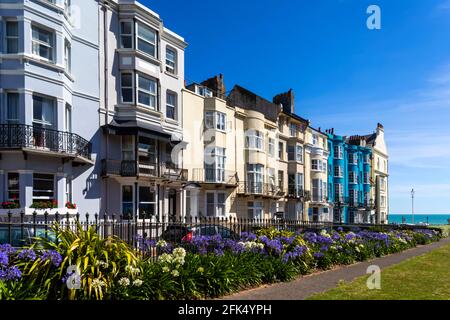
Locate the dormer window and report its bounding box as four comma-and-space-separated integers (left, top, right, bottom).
196, 85, 213, 97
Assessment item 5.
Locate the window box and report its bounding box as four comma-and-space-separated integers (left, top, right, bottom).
1, 201, 20, 210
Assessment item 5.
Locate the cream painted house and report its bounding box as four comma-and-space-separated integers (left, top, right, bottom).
364, 124, 389, 224
304, 127, 331, 222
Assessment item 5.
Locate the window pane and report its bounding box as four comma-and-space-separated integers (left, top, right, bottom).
7, 93, 19, 122
139, 187, 155, 202
122, 73, 132, 87
121, 21, 132, 34
138, 23, 156, 43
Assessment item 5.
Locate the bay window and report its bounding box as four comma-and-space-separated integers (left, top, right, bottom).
138, 74, 157, 109
205, 147, 226, 183
120, 21, 133, 49
6, 21, 19, 54
349, 171, 358, 184
32, 25, 54, 61
33, 95, 55, 129
334, 165, 343, 178
120, 73, 134, 104
349, 153, 357, 165
247, 164, 263, 194
334, 145, 343, 159
121, 136, 135, 161
334, 183, 343, 202
64, 39, 71, 72
245, 130, 264, 150
296, 144, 303, 162
137, 22, 157, 57
205, 111, 226, 131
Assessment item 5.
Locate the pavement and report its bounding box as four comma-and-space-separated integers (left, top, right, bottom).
221, 237, 450, 300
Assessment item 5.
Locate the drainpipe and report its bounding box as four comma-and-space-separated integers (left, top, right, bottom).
102, 2, 109, 216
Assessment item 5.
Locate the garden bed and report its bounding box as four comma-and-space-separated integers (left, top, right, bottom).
0, 226, 444, 300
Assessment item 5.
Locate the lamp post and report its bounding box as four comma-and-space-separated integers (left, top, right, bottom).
411, 189, 415, 225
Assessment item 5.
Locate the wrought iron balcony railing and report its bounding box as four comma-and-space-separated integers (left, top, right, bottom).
237, 182, 285, 198
287, 187, 311, 201
101, 159, 187, 181
191, 168, 238, 186
0, 124, 91, 160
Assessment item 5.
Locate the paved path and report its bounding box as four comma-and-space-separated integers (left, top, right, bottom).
221, 237, 450, 300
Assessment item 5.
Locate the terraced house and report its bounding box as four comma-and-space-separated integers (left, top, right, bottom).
0, 0, 389, 224
0, 0, 100, 217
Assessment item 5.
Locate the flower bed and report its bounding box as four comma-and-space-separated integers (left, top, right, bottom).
0, 226, 443, 300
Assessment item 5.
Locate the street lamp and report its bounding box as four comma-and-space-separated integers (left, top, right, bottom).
411, 189, 415, 225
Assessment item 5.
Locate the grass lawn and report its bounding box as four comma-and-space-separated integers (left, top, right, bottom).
309, 242, 450, 300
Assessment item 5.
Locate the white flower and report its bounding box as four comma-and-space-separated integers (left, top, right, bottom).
173, 247, 186, 259
91, 278, 106, 289
158, 253, 173, 264
171, 269, 180, 277
118, 277, 130, 287
156, 240, 168, 247
162, 266, 170, 273
97, 260, 109, 268
125, 265, 140, 277
133, 279, 143, 287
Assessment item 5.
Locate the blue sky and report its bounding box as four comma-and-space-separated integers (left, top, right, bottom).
143, 0, 450, 214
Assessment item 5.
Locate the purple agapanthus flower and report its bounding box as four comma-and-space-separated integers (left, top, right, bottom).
17, 249, 37, 261
0, 266, 22, 281
0, 251, 9, 267
313, 252, 324, 259
40, 250, 62, 267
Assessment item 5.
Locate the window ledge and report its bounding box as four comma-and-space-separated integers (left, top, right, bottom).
165, 118, 179, 125
164, 71, 179, 79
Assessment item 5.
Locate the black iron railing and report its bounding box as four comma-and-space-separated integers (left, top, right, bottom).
237, 182, 285, 198
192, 168, 238, 185
0, 124, 91, 160
287, 187, 311, 200
101, 159, 187, 181
0, 211, 442, 258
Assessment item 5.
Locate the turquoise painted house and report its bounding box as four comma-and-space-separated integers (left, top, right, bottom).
327, 130, 374, 224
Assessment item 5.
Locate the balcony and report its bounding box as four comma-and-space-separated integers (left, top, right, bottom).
237, 182, 285, 198
287, 188, 311, 201
101, 160, 187, 181
191, 168, 238, 186
0, 124, 92, 163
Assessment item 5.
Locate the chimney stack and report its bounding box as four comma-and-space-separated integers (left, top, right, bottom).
201, 74, 226, 99
273, 89, 295, 114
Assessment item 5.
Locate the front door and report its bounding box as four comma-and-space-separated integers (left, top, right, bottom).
312, 207, 319, 222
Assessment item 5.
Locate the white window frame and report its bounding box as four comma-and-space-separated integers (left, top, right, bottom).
165, 46, 177, 75
334, 165, 343, 178
66, 177, 73, 203
6, 20, 19, 54
120, 72, 134, 104
121, 185, 134, 218
65, 104, 72, 133
364, 154, 371, 164
349, 153, 358, 165
247, 164, 264, 194
296, 144, 303, 163
31, 25, 54, 62
136, 21, 157, 58
137, 73, 158, 110
290, 123, 297, 137
248, 201, 263, 220
166, 90, 177, 120
245, 130, 264, 151
364, 172, 370, 184
120, 20, 133, 49
334, 145, 343, 159
32, 94, 55, 129
268, 138, 275, 158
204, 111, 226, 131
32, 173, 55, 202
349, 171, 358, 184
278, 142, 284, 160
334, 183, 343, 202
64, 39, 71, 73
205, 147, 226, 183
205, 191, 227, 217
138, 186, 157, 219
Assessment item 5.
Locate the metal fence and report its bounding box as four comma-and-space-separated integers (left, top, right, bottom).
0, 211, 441, 259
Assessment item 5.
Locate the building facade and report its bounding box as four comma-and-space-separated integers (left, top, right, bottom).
0, 0, 100, 217
98, 0, 188, 221
0, 1, 389, 224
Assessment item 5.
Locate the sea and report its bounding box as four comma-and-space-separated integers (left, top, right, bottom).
388, 214, 450, 225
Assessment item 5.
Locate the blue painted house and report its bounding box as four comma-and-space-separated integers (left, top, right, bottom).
326, 130, 374, 224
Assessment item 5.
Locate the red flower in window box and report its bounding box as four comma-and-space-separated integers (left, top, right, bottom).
2, 201, 20, 209
65, 202, 77, 210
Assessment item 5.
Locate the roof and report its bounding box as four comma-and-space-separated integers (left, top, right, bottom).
227, 85, 280, 122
